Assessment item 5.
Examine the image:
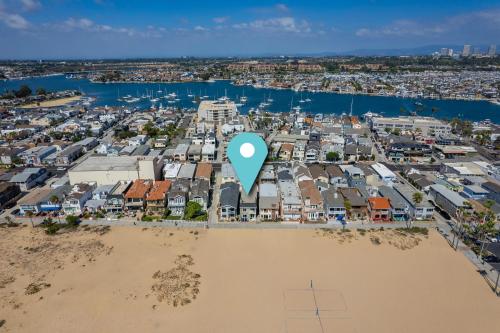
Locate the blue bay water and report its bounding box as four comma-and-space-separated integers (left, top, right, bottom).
1, 75, 498, 123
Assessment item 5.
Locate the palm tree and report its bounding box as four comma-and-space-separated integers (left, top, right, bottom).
26, 211, 34, 228
412, 192, 423, 205
344, 200, 352, 220
50, 195, 61, 223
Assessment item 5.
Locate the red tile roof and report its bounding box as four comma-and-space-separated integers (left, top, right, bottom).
146, 180, 171, 201
125, 179, 152, 199
368, 197, 391, 210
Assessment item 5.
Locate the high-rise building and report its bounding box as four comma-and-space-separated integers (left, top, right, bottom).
488, 44, 497, 57
197, 100, 238, 122
473, 47, 481, 56
462, 44, 471, 57
440, 48, 453, 57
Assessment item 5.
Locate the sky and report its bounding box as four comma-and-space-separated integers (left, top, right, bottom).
0, 0, 499, 59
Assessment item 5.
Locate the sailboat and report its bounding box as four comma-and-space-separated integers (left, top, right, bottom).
240, 89, 248, 103
299, 93, 305, 103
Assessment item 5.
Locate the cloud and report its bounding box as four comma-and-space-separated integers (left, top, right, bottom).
20, 0, 40, 11
275, 3, 289, 13
47, 17, 141, 37
0, 11, 29, 29
213, 16, 228, 24
65, 17, 94, 29
233, 17, 311, 34
194, 25, 208, 31
356, 9, 500, 38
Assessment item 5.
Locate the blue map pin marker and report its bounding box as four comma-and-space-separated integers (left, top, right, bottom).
227, 133, 268, 194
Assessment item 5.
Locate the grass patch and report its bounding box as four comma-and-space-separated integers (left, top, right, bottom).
395, 227, 428, 236
164, 215, 182, 220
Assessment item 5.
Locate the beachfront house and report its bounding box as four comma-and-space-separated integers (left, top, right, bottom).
220, 182, 239, 221
322, 188, 346, 222
124, 179, 152, 211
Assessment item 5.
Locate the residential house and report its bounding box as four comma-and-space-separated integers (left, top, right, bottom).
221, 163, 238, 183
146, 180, 171, 213
201, 144, 216, 161
124, 179, 152, 211
128, 135, 148, 146
368, 197, 391, 222
305, 142, 320, 162
292, 141, 306, 161
104, 181, 132, 213
174, 143, 189, 161
279, 180, 302, 222
259, 165, 276, 184
168, 179, 190, 216
19, 146, 57, 165
56, 145, 83, 166
0, 182, 20, 209
298, 180, 324, 222
187, 145, 202, 162
195, 163, 213, 185
322, 188, 346, 222
325, 165, 348, 188
340, 165, 366, 187
481, 182, 500, 203
163, 163, 182, 179
10, 167, 48, 191
62, 183, 94, 215
178, 163, 197, 180
462, 185, 489, 200
279, 143, 294, 161
428, 184, 469, 219
378, 186, 409, 221
74, 137, 98, 153
308, 165, 329, 183
259, 183, 280, 221
394, 185, 434, 220
0, 147, 26, 166
293, 163, 313, 182
220, 182, 239, 221
338, 187, 368, 220
190, 179, 210, 211
240, 186, 258, 222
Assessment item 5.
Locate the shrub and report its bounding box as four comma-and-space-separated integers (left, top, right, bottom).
65, 215, 79, 227
45, 223, 60, 235
141, 215, 154, 222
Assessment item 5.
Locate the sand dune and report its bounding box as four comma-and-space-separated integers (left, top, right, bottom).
1, 225, 499, 333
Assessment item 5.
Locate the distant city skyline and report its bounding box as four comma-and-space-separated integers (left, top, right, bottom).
0, 0, 499, 59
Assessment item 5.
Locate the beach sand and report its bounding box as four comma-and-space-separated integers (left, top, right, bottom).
1, 225, 499, 333
20, 96, 82, 108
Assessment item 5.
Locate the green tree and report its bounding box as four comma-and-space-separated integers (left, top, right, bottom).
483, 199, 495, 210
65, 215, 79, 227
412, 192, 423, 205
15, 85, 32, 98
26, 211, 35, 228
199, 72, 211, 81
143, 121, 159, 138
184, 201, 202, 220
36, 87, 47, 95
326, 151, 340, 162
344, 200, 352, 218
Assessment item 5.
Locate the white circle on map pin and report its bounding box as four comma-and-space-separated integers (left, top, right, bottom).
240, 143, 255, 158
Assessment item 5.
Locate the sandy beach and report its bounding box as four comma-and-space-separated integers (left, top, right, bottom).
1, 225, 498, 333
19, 96, 82, 108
